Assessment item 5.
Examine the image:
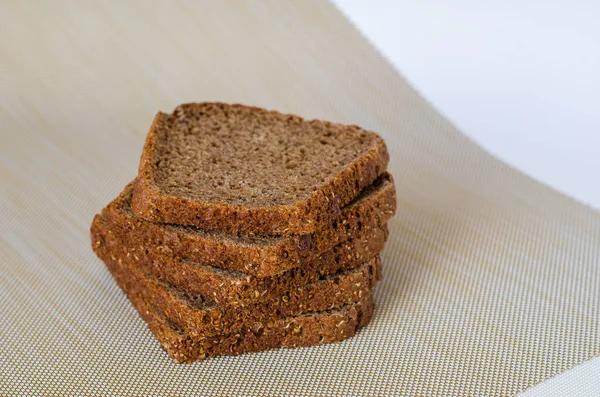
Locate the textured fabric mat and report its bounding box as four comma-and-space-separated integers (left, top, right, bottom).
1, 1, 598, 396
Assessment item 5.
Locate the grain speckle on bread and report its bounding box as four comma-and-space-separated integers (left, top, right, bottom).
112, 259, 375, 363
131, 103, 389, 235
92, 227, 380, 339
92, 208, 387, 304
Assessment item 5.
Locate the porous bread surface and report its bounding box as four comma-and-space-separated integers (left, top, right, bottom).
92, 226, 380, 338
132, 103, 389, 235
113, 262, 375, 363
103, 173, 396, 277
92, 206, 387, 304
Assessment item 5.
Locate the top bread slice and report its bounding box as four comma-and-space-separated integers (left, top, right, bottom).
131, 103, 389, 235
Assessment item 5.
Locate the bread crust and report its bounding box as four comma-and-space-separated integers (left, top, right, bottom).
101, 173, 395, 277
97, 232, 375, 363
92, 209, 387, 305
118, 271, 375, 363
94, 230, 379, 341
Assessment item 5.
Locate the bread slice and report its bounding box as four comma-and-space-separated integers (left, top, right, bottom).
100, 173, 395, 277
131, 292, 373, 363
94, 227, 380, 338
111, 260, 374, 363
92, 204, 387, 304
131, 103, 389, 235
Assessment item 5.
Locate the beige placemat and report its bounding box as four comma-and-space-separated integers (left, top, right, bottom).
1, 1, 598, 396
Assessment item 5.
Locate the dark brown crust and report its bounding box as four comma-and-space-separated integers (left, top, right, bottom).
131, 103, 390, 236
155, 298, 373, 363
113, 263, 375, 363
101, 173, 396, 277
93, 228, 379, 339
92, 204, 387, 304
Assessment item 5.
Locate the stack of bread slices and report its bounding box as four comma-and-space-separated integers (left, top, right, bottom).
91, 103, 396, 363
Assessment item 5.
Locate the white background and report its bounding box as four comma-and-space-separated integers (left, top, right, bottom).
333, 0, 600, 211
333, 1, 600, 395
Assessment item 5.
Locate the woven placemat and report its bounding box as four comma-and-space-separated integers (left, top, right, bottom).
1, 1, 598, 396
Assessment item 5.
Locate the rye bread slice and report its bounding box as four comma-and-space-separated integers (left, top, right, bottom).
131, 103, 389, 235
92, 206, 387, 305
101, 173, 395, 277
131, 294, 373, 363
112, 263, 374, 363
94, 229, 380, 338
